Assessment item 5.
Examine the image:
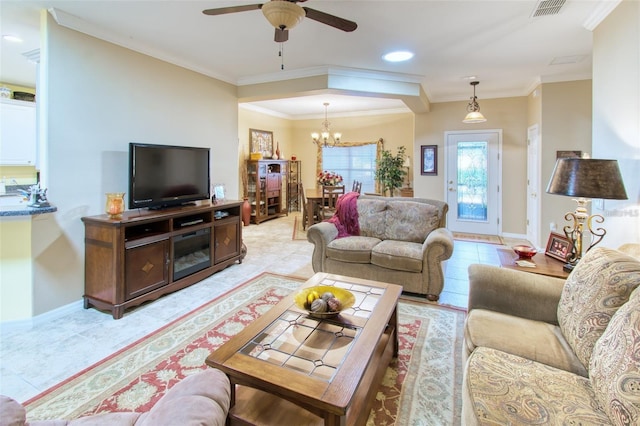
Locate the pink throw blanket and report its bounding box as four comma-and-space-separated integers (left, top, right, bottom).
326, 191, 360, 238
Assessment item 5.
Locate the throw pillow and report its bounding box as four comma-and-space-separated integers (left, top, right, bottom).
589, 286, 640, 425
557, 247, 640, 371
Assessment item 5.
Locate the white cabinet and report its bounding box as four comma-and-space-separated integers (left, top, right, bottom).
0, 99, 37, 165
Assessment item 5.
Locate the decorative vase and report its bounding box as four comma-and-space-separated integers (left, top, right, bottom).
242, 198, 251, 226
106, 192, 125, 219
275, 142, 281, 160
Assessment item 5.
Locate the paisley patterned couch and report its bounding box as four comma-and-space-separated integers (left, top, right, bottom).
462, 245, 640, 425
307, 196, 454, 300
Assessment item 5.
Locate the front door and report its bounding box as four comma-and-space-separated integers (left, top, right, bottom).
445, 130, 502, 235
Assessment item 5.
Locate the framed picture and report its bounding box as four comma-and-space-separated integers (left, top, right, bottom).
420, 145, 438, 176
556, 150, 582, 159
212, 184, 225, 202
250, 129, 273, 158
545, 232, 572, 261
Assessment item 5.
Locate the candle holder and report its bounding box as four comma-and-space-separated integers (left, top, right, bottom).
106, 192, 125, 219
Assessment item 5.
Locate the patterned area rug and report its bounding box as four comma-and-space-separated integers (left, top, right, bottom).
24, 273, 464, 425
453, 232, 504, 245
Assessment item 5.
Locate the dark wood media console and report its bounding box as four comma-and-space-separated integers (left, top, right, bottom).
82, 200, 245, 319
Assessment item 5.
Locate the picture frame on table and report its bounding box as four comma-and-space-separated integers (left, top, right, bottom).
420, 145, 438, 176
212, 184, 225, 203
545, 232, 572, 261
250, 128, 273, 158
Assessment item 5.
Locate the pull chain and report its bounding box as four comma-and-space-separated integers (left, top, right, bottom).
279, 42, 284, 70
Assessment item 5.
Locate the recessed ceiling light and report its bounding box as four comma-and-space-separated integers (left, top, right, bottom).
2, 35, 23, 43
383, 51, 414, 62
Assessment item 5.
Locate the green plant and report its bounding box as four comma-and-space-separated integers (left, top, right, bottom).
375, 146, 407, 196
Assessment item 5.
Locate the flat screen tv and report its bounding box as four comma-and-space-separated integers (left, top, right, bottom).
129, 142, 210, 210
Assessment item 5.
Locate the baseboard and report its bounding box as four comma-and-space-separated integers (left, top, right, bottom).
0, 299, 84, 332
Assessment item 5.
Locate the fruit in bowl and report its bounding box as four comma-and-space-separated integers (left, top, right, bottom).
294, 286, 355, 318
513, 245, 537, 259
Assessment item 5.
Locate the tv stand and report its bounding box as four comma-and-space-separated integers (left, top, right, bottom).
81, 200, 244, 319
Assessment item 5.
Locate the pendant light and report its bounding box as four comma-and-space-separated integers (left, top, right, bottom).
463, 81, 487, 123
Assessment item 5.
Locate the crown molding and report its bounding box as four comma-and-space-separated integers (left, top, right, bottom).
583, 0, 622, 31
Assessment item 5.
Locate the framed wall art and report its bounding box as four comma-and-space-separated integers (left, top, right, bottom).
420, 145, 438, 176
556, 150, 582, 159
250, 129, 273, 158
545, 232, 572, 262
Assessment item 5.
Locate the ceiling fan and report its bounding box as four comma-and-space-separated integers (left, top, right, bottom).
203, 0, 357, 43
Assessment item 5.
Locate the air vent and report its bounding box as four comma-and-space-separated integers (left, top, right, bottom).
531, 0, 566, 18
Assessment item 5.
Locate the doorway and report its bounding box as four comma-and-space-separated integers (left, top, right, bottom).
445, 130, 502, 235
527, 124, 541, 247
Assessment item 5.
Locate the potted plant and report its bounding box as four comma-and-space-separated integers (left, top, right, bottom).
375, 146, 407, 196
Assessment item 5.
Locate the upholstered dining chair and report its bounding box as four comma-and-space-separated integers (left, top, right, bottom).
320, 185, 345, 220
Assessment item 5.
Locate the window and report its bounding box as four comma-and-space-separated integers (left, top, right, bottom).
322, 144, 377, 193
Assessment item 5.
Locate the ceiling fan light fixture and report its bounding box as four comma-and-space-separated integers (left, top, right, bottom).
262, 0, 305, 30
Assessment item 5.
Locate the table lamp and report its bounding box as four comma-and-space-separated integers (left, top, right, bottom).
546, 157, 627, 271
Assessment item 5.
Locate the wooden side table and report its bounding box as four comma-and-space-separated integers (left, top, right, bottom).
399, 188, 414, 197
497, 248, 569, 279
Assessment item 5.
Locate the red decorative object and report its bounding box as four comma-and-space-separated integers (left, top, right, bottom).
513, 245, 537, 259
242, 198, 251, 226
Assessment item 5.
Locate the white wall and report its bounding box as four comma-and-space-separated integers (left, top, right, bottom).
33, 13, 239, 315
592, 0, 640, 247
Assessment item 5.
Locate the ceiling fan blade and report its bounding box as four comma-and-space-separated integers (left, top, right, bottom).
202, 4, 262, 16
275, 28, 289, 43
302, 7, 357, 32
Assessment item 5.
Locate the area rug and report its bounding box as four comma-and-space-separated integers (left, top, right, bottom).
292, 214, 308, 240
24, 273, 464, 425
453, 231, 504, 245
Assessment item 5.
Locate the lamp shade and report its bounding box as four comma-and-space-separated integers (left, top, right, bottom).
546, 158, 628, 200
463, 111, 487, 124
262, 0, 305, 30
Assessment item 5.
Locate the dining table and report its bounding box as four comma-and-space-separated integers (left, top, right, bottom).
305, 187, 344, 227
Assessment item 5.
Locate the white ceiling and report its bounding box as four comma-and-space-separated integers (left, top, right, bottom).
0, 0, 616, 118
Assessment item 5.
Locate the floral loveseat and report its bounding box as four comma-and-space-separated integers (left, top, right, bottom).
307, 196, 454, 300
0, 369, 230, 426
462, 245, 640, 424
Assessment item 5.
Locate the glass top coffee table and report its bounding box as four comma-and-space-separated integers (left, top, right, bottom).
205, 272, 402, 426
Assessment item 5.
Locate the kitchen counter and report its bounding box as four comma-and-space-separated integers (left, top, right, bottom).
0, 204, 57, 216
0, 193, 56, 216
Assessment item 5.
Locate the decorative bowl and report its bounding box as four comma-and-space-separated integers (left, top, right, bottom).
294, 286, 355, 318
513, 245, 537, 259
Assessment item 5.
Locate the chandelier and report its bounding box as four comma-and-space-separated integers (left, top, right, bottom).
311, 102, 342, 147
463, 81, 487, 123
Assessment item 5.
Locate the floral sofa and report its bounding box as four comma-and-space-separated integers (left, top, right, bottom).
462, 245, 640, 425
0, 369, 230, 426
307, 196, 454, 300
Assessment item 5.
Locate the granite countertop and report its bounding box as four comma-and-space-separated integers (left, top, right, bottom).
0, 193, 57, 217
0, 204, 57, 216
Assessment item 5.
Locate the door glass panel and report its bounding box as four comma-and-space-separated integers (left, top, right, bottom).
457, 141, 488, 221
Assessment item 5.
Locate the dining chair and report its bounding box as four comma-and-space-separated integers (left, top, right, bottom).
320, 185, 345, 220
353, 181, 362, 194
300, 183, 319, 229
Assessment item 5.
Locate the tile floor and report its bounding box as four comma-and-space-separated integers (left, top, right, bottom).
0, 212, 515, 404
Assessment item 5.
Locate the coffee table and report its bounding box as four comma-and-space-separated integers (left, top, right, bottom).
205, 272, 402, 426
